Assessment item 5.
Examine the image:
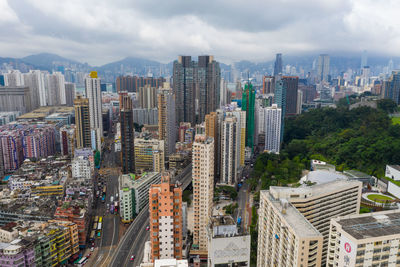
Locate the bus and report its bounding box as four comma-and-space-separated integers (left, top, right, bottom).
98, 216, 103, 223
102, 186, 107, 196
97, 223, 102, 231
93, 222, 97, 231
94, 216, 99, 223
77, 256, 87, 267
89, 230, 95, 242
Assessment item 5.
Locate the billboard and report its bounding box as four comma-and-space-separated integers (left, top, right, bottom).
339, 234, 357, 266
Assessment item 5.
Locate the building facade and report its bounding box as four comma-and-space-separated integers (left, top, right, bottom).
74, 96, 91, 149
134, 138, 165, 173
120, 93, 135, 174
158, 83, 177, 156
242, 82, 255, 150
264, 104, 282, 154
220, 116, 238, 185
85, 71, 103, 151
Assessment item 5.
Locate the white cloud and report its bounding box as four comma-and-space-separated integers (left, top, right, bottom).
0, 0, 399, 65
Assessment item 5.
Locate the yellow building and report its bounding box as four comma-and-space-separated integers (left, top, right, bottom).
46, 226, 72, 266
134, 138, 165, 173
31, 185, 64, 196
49, 220, 79, 255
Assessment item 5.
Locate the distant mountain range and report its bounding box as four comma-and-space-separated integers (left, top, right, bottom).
0, 52, 399, 81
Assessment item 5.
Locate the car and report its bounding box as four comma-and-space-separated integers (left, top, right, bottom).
146, 226, 150, 231
87, 253, 91, 258
130, 255, 135, 261
90, 247, 94, 252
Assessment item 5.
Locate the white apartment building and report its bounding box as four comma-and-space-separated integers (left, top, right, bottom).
3, 70, 23, 87
192, 134, 214, 253
269, 179, 362, 265
46, 72, 66, 106
23, 70, 46, 108
264, 104, 282, 153
71, 156, 92, 180
119, 172, 161, 223
158, 84, 177, 156
327, 210, 400, 267
85, 71, 103, 151
257, 190, 323, 267
226, 108, 246, 167
220, 116, 238, 185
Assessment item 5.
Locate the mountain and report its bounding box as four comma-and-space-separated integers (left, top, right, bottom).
22, 53, 85, 71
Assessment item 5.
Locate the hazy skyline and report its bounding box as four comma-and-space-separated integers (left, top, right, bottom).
0, 0, 399, 65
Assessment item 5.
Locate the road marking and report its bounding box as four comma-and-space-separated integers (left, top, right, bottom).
102, 215, 117, 266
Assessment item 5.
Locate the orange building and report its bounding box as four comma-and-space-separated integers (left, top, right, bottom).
149, 173, 183, 261
53, 204, 88, 248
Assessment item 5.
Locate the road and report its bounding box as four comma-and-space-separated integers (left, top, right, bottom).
108, 164, 193, 267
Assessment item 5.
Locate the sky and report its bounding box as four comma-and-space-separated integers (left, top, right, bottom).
0, 0, 399, 66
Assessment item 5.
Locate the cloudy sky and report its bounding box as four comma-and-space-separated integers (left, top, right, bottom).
0, 0, 399, 65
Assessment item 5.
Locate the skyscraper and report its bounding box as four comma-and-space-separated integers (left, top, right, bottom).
64, 82, 75, 107
120, 92, 135, 174
360, 50, 368, 69
85, 71, 103, 151
149, 173, 183, 261
74, 96, 91, 149
317, 54, 330, 82
173, 56, 220, 125
264, 104, 282, 153
283, 76, 299, 116
158, 83, 176, 156
192, 135, 214, 254
273, 53, 283, 76
384, 71, 400, 104
138, 85, 158, 109
242, 82, 255, 150
220, 116, 238, 185
205, 112, 219, 181
23, 70, 45, 109
46, 72, 66, 106
173, 56, 195, 125
262, 76, 275, 94
197, 55, 221, 123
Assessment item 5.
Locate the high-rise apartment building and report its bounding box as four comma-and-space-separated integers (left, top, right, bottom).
3, 70, 23, 87
205, 112, 219, 181
220, 116, 238, 185
266, 179, 362, 265
264, 104, 282, 153
173, 56, 195, 125
192, 135, 214, 254
317, 54, 330, 82
139, 85, 158, 109
173, 56, 220, 125
242, 82, 255, 150
23, 70, 45, 109
64, 82, 75, 107
257, 190, 323, 267
149, 173, 183, 261
116, 76, 165, 93
262, 76, 275, 94
273, 53, 283, 76
327, 210, 400, 267
197, 55, 221, 123
120, 92, 135, 174
0, 86, 32, 114
158, 83, 176, 156
85, 71, 103, 151
226, 108, 246, 166
383, 71, 400, 104
74, 96, 91, 149
46, 72, 66, 106
60, 125, 75, 156
134, 137, 165, 173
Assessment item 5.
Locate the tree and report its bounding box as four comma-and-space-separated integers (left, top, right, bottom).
377, 99, 398, 113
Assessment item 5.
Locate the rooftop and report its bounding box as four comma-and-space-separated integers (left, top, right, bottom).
17, 106, 73, 120
264, 191, 322, 238
300, 170, 348, 184
335, 210, 400, 240
388, 165, 400, 172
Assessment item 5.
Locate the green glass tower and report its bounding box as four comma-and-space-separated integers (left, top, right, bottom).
242, 82, 255, 150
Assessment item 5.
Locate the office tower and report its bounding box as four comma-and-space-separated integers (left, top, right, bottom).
361, 50, 368, 69
220, 116, 238, 185
273, 53, 283, 76
134, 137, 165, 173
220, 78, 227, 107
327, 210, 400, 267
85, 71, 103, 151
64, 82, 75, 106
139, 85, 158, 109
116, 76, 165, 93
74, 96, 91, 149
3, 70, 23, 86
242, 82, 255, 150
192, 135, 214, 254
173, 56, 195, 125
283, 76, 299, 116
264, 104, 282, 153
274, 78, 285, 142
384, 71, 400, 104
197, 55, 221, 123
317, 54, 330, 82
262, 76, 275, 94
46, 72, 66, 105
120, 92, 135, 174
205, 112, 219, 180
158, 83, 177, 156
257, 190, 323, 267
149, 173, 183, 261
0, 86, 32, 114
266, 179, 362, 265
207, 215, 251, 267
23, 70, 45, 109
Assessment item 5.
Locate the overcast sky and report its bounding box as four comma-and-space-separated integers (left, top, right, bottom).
0, 0, 399, 65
